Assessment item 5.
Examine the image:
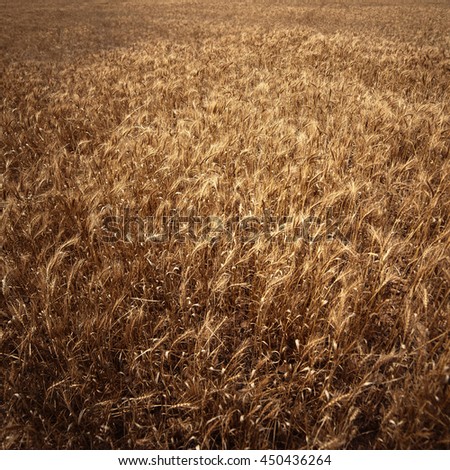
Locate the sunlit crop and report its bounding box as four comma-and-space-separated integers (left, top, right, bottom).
1, 0, 449, 450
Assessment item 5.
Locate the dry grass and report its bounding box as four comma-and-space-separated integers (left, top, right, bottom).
1, 0, 449, 450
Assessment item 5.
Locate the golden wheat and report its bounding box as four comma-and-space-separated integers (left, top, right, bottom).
1, 0, 449, 450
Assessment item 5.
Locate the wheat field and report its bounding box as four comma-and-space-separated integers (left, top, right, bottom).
1, 0, 449, 450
